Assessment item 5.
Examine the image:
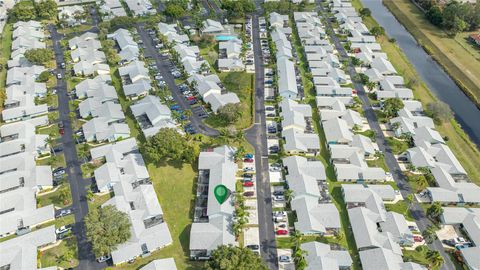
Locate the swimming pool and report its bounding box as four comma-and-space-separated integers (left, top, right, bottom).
216, 35, 237, 41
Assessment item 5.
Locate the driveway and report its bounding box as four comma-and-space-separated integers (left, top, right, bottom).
49, 25, 104, 270
135, 23, 220, 137
317, 3, 455, 270
244, 10, 279, 270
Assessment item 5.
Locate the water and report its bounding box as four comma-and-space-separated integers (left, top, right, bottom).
359, 0, 480, 147
216, 35, 237, 41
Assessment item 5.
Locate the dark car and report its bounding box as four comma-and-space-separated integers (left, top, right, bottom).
244, 191, 254, 197
246, 244, 260, 251
273, 190, 284, 196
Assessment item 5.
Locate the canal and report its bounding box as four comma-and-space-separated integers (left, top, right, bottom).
360, 0, 480, 147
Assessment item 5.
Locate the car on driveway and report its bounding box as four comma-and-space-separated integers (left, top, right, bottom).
279, 255, 291, 263
97, 255, 111, 263
413, 235, 423, 242
56, 209, 72, 218
276, 229, 288, 235
55, 225, 72, 235
53, 169, 66, 177
244, 191, 254, 197
246, 244, 259, 251
244, 153, 254, 159
273, 195, 285, 201
57, 73, 62, 79
243, 167, 254, 172
243, 158, 254, 163
243, 181, 254, 187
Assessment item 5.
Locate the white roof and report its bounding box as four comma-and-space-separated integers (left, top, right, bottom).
140, 258, 177, 270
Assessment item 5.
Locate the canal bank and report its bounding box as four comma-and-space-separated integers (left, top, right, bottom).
349, 0, 480, 183
357, 0, 480, 147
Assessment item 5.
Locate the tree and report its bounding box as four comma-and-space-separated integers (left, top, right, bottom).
233, 146, 246, 162
217, 103, 242, 124
85, 205, 131, 257
426, 202, 444, 220
222, 0, 255, 19
422, 225, 438, 244
164, 3, 185, 18
426, 5, 443, 26
293, 246, 307, 270
8, 1, 37, 22
142, 128, 199, 164
370, 26, 385, 37
58, 187, 70, 205
109, 16, 136, 31
24, 48, 54, 65
359, 8, 371, 17
382, 98, 404, 118
426, 101, 453, 124
37, 71, 52, 83
36, 0, 57, 20
426, 250, 444, 268
205, 245, 268, 270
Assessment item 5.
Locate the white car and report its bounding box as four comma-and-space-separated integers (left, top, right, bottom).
279, 255, 291, 263
273, 195, 285, 201
55, 225, 71, 234
57, 73, 62, 79
273, 211, 287, 217
243, 167, 255, 172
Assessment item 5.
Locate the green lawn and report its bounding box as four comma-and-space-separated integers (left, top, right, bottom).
351, 0, 480, 186
109, 160, 202, 270
36, 153, 66, 168
386, 137, 409, 155
383, 0, 480, 108
366, 155, 389, 172
0, 23, 12, 110
37, 185, 73, 208
205, 72, 254, 130
40, 236, 79, 269
402, 245, 442, 270
385, 201, 414, 221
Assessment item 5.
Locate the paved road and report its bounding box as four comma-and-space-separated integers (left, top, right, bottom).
135, 23, 220, 137
245, 10, 279, 270
317, 4, 455, 270
49, 25, 104, 270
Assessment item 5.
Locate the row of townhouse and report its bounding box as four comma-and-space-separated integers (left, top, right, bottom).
89, 138, 173, 265
218, 38, 245, 72
124, 0, 155, 16
99, 0, 127, 20
293, 11, 387, 183
189, 145, 238, 260
70, 32, 131, 143
158, 22, 241, 112
3, 21, 49, 123
269, 12, 299, 99
108, 28, 179, 138
69, 32, 110, 76
342, 184, 425, 270
269, 12, 352, 270
1, 20, 58, 269
333, 0, 480, 267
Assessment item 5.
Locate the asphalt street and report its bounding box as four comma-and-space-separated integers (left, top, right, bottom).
49, 25, 103, 270
317, 3, 455, 269
135, 23, 220, 137
245, 10, 279, 270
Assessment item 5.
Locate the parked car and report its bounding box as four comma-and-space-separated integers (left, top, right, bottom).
244, 191, 254, 197
57, 73, 62, 79
273, 211, 287, 217
279, 255, 291, 263
273, 190, 284, 196
276, 229, 288, 235
265, 106, 275, 111
244, 153, 254, 159
244, 158, 254, 163
276, 223, 287, 229
59, 128, 65, 135
53, 169, 66, 177
246, 244, 260, 251
243, 181, 254, 187
408, 225, 419, 231
273, 195, 285, 201
270, 166, 282, 172
243, 167, 254, 172
55, 225, 71, 235
413, 235, 423, 242
56, 209, 72, 218
97, 255, 111, 263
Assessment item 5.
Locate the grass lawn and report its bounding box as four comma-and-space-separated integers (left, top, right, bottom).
351, 0, 480, 185
383, 0, 480, 107
386, 137, 409, 155
37, 124, 60, 137
109, 160, 202, 270
205, 72, 254, 130
40, 236, 79, 269
385, 201, 414, 221
366, 155, 389, 172
0, 23, 12, 110
37, 185, 73, 208
402, 245, 442, 270
36, 154, 67, 168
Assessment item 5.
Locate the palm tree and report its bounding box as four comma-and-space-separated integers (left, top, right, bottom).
426, 202, 444, 220
47, 135, 56, 156
291, 230, 303, 248
233, 146, 246, 162
422, 225, 438, 244
426, 250, 444, 268
284, 189, 294, 208
293, 247, 307, 270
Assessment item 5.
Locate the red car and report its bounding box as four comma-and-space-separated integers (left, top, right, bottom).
187, 96, 196, 101
276, 229, 288, 235
244, 158, 254, 163
243, 181, 254, 187
413, 236, 423, 242
59, 128, 65, 135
